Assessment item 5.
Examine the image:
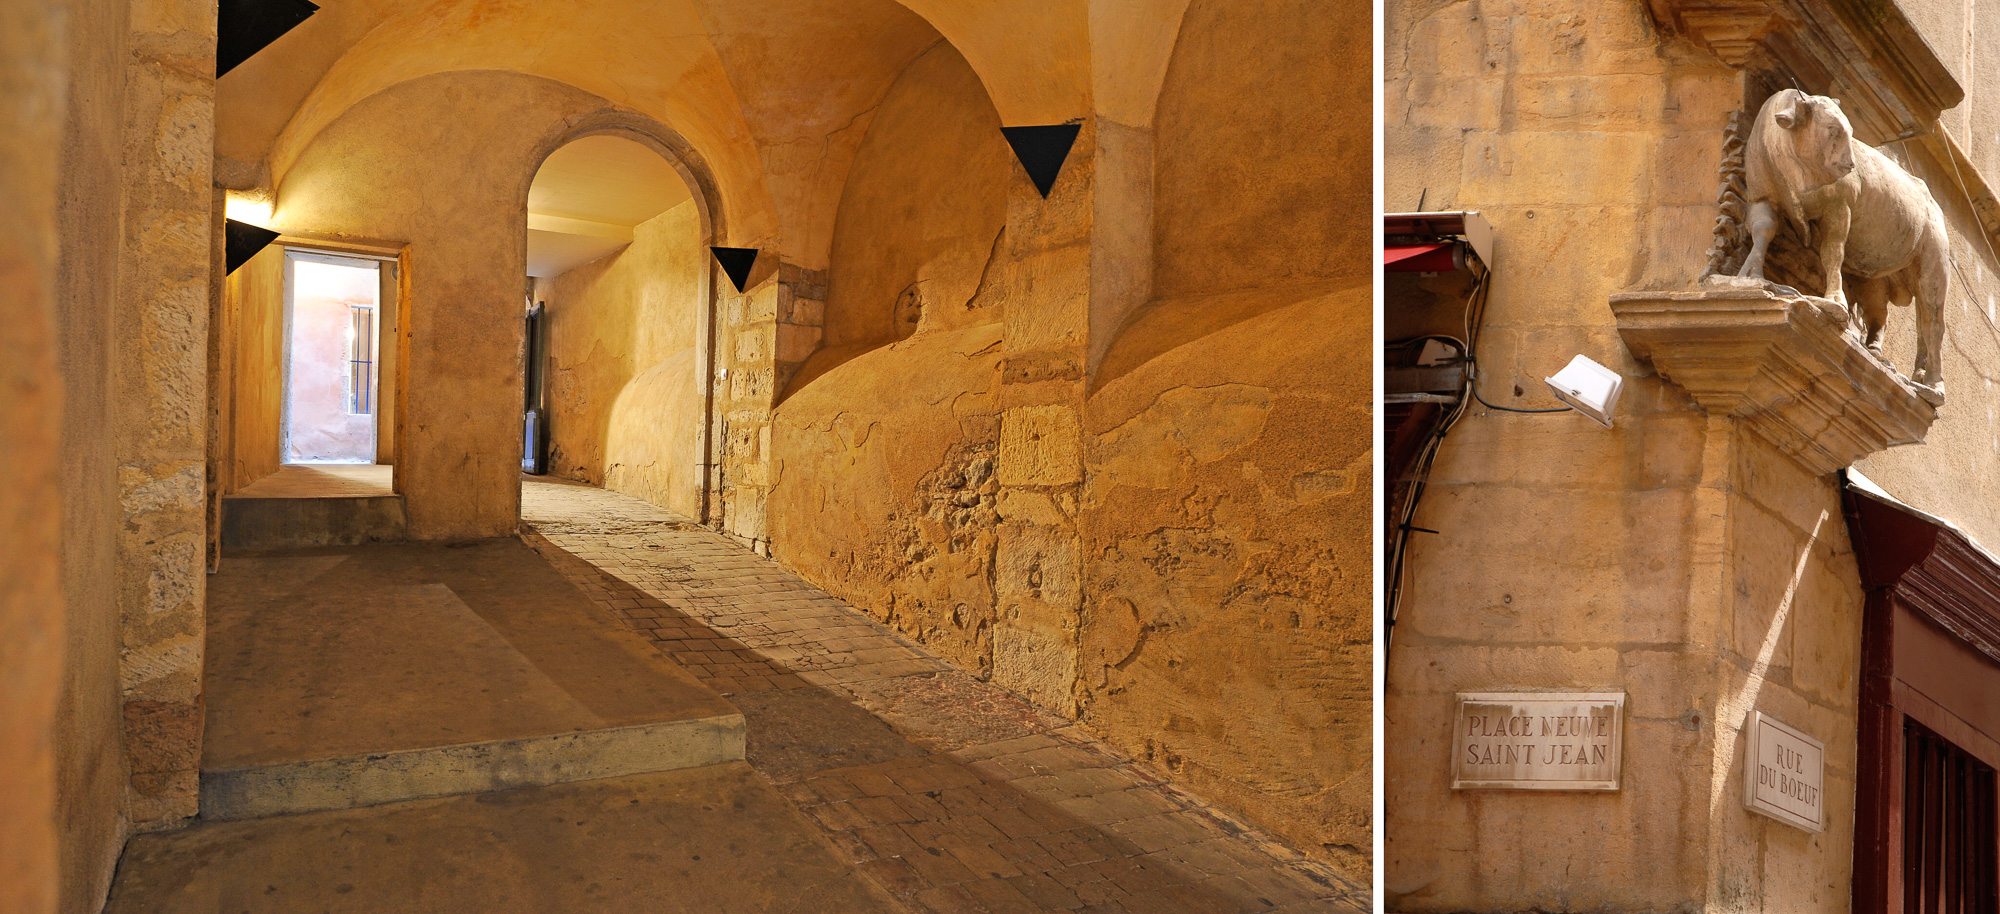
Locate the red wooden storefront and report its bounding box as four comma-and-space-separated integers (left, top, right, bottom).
1847, 478, 2000, 913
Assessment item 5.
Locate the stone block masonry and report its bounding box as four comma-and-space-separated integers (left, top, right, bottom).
116, 0, 216, 829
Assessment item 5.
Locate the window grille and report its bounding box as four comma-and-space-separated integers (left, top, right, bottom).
1904, 720, 1998, 914
348, 305, 375, 415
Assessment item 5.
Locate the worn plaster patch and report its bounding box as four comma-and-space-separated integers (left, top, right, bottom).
119, 462, 204, 518
1292, 448, 1370, 501
142, 535, 204, 617
1097, 384, 1274, 490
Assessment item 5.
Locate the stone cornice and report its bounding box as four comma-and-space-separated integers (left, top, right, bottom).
1648, 0, 1963, 144
1611, 288, 1936, 476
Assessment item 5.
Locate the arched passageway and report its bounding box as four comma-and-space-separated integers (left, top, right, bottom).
523, 134, 716, 523
27, 1, 1372, 910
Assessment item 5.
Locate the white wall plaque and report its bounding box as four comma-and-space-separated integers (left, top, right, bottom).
1743, 710, 1825, 832
1451, 692, 1625, 790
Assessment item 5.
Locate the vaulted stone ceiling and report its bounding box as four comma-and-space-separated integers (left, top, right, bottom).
525, 135, 692, 278
214, 0, 1197, 272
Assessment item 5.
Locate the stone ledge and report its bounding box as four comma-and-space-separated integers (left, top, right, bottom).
201, 713, 746, 821
1611, 288, 1936, 475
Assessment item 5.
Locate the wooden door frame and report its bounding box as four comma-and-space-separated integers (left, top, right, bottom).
1846, 478, 2000, 912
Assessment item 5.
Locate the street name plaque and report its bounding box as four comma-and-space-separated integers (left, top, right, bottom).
1743, 711, 1825, 832
1451, 692, 1625, 791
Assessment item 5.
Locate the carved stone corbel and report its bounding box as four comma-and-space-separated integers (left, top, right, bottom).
1612, 289, 1935, 475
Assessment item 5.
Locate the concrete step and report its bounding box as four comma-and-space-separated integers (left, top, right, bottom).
221, 493, 407, 548
222, 464, 406, 548
111, 764, 906, 913
203, 539, 744, 819
201, 712, 743, 821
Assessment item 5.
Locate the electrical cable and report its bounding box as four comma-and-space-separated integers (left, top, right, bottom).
1385, 258, 1576, 649
1460, 264, 1574, 415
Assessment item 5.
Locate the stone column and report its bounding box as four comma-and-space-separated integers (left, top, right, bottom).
772, 263, 827, 396
716, 259, 830, 552
114, 0, 216, 828
990, 122, 1094, 714
1613, 288, 1936, 910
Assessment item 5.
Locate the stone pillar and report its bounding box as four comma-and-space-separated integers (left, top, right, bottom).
772, 263, 827, 396
1616, 288, 1935, 910
716, 260, 830, 552
715, 265, 775, 550
990, 122, 1094, 714
114, 0, 216, 828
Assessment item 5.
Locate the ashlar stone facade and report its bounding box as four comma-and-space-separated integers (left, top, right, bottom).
1387, 0, 2000, 910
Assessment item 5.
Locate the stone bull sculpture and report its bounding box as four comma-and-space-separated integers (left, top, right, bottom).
1736, 88, 1950, 404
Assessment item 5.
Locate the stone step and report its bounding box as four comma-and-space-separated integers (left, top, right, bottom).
202, 713, 743, 820
220, 493, 407, 548
202, 538, 743, 819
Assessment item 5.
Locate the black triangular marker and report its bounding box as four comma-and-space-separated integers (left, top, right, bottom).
711, 247, 759, 293
224, 220, 281, 275
217, 0, 320, 77
1001, 124, 1082, 198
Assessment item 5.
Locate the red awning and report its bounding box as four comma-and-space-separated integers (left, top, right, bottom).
1385, 242, 1463, 272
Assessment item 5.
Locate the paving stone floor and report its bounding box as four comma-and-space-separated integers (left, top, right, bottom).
521, 477, 1369, 914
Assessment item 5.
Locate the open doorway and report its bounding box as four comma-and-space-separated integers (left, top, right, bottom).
283, 250, 388, 465
520, 133, 711, 522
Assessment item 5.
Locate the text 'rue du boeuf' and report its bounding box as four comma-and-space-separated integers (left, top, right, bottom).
1758, 744, 1820, 806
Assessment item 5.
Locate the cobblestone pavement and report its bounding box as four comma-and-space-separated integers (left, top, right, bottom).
521, 478, 1369, 914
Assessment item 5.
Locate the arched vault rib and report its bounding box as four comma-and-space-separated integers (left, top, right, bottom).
264, 0, 779, 249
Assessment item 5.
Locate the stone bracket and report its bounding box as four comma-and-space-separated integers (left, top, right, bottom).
1612, 287, 1936, 475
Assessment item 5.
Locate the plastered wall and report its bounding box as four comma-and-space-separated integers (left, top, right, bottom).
51, 0, 132, 903
41, 0, 220, 906
767, 2, 1374, 879
274, 71, 691, 539
1079, 285, 1373, 871
5, 3, 73, 911
767, 39, 1016, 675
285, 261, 378, 462
541, 200, 707, 519
224, 245, 285, 489
1077, 0, 1375, 873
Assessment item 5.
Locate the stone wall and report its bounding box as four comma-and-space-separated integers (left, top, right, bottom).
1382, 0, 1989, 909
1382, 0, 1737, 904
1847, 0, 2000, 551
223, 245, 285, 489
541, 200, 707, 518
51, 0, 134, 905
4, 1, 74, 910
113, 0, 215, 829
767, 4, 1374, 880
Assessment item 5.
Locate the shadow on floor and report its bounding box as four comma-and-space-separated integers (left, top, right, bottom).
525, 528, 1365, 913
